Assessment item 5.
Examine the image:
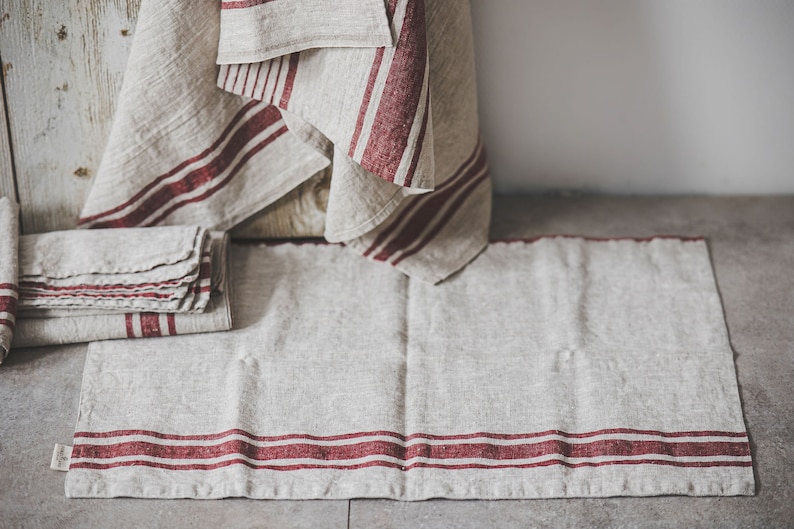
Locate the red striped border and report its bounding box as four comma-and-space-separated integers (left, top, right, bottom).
79, 103, 284, 229
69, 428, 751, 472
73, 438, 750, 461
359, 0, 428, 184
78, 101, 260, 226
363, 139, 487, 264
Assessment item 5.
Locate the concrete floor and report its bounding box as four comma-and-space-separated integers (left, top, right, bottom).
1, 196, 792, 528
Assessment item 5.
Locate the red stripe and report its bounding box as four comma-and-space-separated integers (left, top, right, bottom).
362, 140, 482, 257
88, 106, 285, 228
0, 296, 17, 312
231, 65, 242, 93
20, 279, 184, 292
402, 79, 430, 187
69, 457, 753, 473
139, 313, 162, 338
278, 53, 300, 109
269, 56, 284, 105
360, 0, 428, 183
0, 283, 18, 291
372, 142, 486, 262
78, 101, 261, 226
0, 318, 15, 331
390, 164, 489, 266
493, 236, 706, 244
221, 0, 275, 9
167, 314, 177, 336
73, 428, 749, 442
124, 314, 135, 338
348, 48, 385, 157
259, 61, 274, 100
222, 65, 232, 90
143, 125, 289, 227
240, 64, 252, 95
251, 62, 263, 98
72, 438, 750, 463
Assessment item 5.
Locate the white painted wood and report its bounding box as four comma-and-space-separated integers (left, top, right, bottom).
0, 0, 140, 233
0, 74, 17, 201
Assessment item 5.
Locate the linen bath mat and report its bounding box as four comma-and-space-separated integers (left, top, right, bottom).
0, 197, 19, 361
65, 237, 754, 499
12, 232, 231, 348
79, 0, 491, 284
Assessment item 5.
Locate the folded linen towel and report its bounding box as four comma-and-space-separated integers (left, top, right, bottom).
0, 197, 19, 361
78, 0, 490, 284
17, 225, 211, 314
12, 232, 231, 348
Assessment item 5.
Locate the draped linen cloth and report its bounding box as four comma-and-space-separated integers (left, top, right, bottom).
0, 197, 19, 361
11, 231, 231, 349
65, 238, 754, 499
78, 0, 490, 284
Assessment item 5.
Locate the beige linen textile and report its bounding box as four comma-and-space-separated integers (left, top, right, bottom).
79, 0, 490, 284
17, 226, 211, 314
12, 232, 231, 348
65, 238, 753, 499
0, 197, 19, 361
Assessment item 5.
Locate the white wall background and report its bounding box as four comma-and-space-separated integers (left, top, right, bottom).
470, 0, 794, 194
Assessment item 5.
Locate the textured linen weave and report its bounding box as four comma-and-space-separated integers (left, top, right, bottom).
17, 226, 211, 314
0, 197, 19, 361
78, 0, 490, 284
66, 238, 754, 499
12, 231, 231, 348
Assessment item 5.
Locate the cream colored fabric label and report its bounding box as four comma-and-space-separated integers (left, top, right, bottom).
50, 444, 72, 472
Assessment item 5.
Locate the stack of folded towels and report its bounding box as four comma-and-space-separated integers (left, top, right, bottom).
0, 197, 232, 362
18, 226, 212, 315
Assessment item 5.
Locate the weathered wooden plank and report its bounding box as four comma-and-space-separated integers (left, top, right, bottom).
0, 0, 327, 237
0, 60, 18, 201
0, 0, 140, 233
231, 168, 330, 240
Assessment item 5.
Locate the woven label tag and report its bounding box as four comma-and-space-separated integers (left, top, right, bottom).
50, 444, 73, 472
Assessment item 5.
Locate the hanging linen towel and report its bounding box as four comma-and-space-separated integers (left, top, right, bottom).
0, 197, 19, 362
78, 0, 490, 284
65, 238, 754, 499
12, 231, 231, 349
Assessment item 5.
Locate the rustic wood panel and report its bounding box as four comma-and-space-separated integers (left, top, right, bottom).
0, 0, 327, 237
0, 62, 18, 201
231, 168, 330, 240
0, 0, 140, 233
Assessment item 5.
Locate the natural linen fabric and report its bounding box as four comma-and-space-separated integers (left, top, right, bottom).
0, 197, 19, 361
17, 226, 211, 314
65, 238, 754, 499
78, 0, 490, 284
12, 232, 231, 349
